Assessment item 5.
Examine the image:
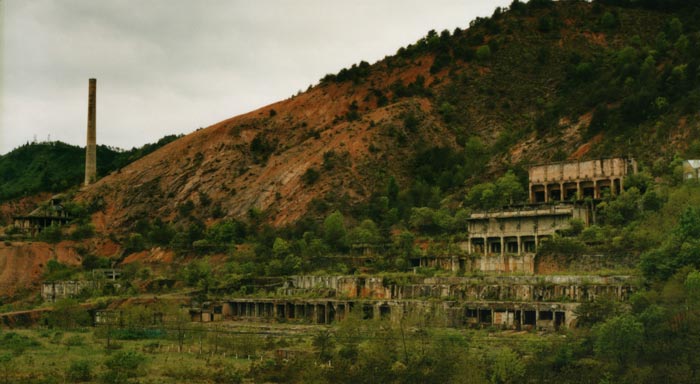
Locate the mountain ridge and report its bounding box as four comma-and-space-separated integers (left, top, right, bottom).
6, 0, 700, 236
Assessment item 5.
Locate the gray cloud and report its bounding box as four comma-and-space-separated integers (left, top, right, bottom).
1, 0, 510, 154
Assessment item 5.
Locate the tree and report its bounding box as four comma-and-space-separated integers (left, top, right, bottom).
323, 211, 347, 251
495, 170, 526, 205
270, 237, 288, 258
101, 351, 146, 384
181, 260, 213, 293
464, 136, 488, 177
594, 314, 644, 367
38, 224, 62, 243
348, 219, 382, 246
488, 347, 525, 384
600, 11, 618, 29
66, 360, 93, 382
387, 176, 399, 206
44, 299, 92, 329
0, 353, 15, 384
302, 167, 320, 185
312, 329, 335, 361
685, 270, 700, 304
476, 45, 491, 62
575, 295, 623, 327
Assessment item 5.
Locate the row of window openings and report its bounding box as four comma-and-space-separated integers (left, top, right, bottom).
464, 308, 565, 326
532, 184, 619, 203
475, 222, 562, 232
470, 240, 538, 254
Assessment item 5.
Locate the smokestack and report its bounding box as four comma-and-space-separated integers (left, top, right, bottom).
84, 78, 96, 186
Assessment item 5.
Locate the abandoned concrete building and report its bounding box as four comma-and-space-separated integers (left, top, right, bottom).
467, 204, 589, 262
42, 269, 122, 302
683, 160, 700, 180
528, 158, 637, 203
12, 194, 72, 235
459, 158, 637, 273
189, 275, 635, 330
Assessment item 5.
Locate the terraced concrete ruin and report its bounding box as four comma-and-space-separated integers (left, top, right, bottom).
188, 159, 641, 331
190, 275, 637, 330
459, 158, 637, 274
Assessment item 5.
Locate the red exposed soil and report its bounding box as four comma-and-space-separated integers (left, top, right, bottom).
0, 193, 51, 229
0, 241, 82, 299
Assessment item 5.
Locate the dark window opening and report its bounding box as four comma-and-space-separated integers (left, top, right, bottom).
523, 310, 536, 325
539, 310, 553, 321
479, 309, 492, 324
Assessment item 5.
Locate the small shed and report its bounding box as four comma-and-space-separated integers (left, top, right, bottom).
12, 194, 72, 235
683, 160, 700, 180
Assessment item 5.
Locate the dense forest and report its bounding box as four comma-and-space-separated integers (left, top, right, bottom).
0, 135, 182, 202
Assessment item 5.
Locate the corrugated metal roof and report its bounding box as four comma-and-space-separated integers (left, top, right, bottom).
687, 160, 700, 169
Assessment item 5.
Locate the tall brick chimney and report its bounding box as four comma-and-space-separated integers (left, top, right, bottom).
84, 78, 96, 186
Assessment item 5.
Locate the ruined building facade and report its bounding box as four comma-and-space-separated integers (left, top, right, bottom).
463, 158, 636, 273
190, 275, 637, 331
465, 204, 590, 273
683, 160, 700, 180
528, 158, 637, 203
12, 195, 71, 235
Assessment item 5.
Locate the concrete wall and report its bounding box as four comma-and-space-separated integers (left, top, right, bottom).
281, 275, 635, 303
529, 158, 632, 184
528, 158, 637, 203
465, 204, 589, 264
41, 281, 94, 302
42, 280, 121, 302
200, 298, 579, 330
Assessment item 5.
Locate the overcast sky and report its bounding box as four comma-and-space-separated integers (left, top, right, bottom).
0, 0, 511, 155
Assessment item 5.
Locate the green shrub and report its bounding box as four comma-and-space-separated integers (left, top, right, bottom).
476, 45, 491, 61
64, 335, 84, 346
38, 224, 62, 243
70, 223, 95, 241
66, 360, 93, 382
101, 350, 146, 384
302, 167, 320, 185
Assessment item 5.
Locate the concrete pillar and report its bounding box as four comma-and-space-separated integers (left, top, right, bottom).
84, 78, 97, 186
483, 238, 487, 256
593, 180, 599, 199
610, 178, 617, 196
517, 236, 522, 256
576, 182, 582, 200
559, 182, 564, 201
500, 237, 504, 257
529, 185, 534, 204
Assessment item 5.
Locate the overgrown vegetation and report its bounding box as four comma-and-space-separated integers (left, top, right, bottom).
0, 134, 181, 202
4, 1, 700, 382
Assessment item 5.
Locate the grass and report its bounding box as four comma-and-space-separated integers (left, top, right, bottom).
0, 319, 570, 383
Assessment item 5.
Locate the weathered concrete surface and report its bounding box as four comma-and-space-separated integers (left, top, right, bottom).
281, 275, 637, 303
194, 297, 579, 330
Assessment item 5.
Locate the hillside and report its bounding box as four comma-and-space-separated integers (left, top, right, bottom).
75, 0, 700, 236
2, 3, 700, 382
0, 135, 182, 208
